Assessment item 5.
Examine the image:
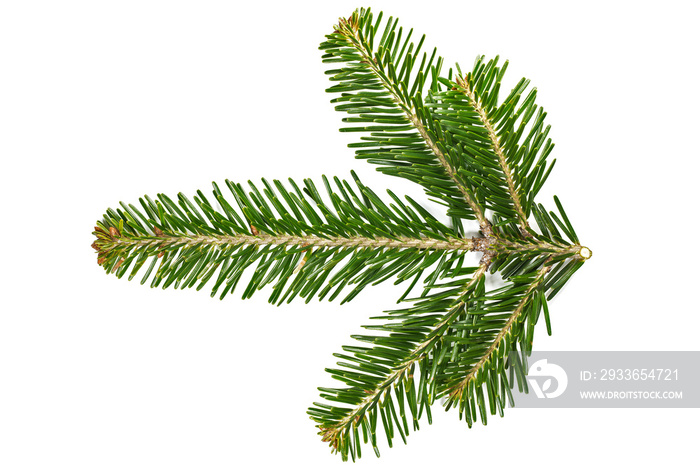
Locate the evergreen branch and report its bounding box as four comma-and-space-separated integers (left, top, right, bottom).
321, 9, 490, 231
436, 249, 587, 428
309, 265, 487, 460
92, 174, 476, 304
90, 8, 592, 460
445, 266, 549, 403
429, 56, 556, 230
454, 73, 528, 231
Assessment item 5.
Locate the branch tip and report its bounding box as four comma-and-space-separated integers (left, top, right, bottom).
578, 246, 592, 260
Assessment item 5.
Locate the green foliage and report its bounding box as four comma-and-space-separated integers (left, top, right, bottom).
91, 7, 590, 462
92, 173, 470, 305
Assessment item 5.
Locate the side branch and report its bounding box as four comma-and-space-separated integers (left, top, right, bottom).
320, 264, 488, 449
455, 76, 529, 232
448, 265, 550, 399
336, 18, 491, 234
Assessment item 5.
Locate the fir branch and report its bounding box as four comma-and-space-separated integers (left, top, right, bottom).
91, 7, 592, 461
310, 265, 488, 460
429, 56, 556, 231
338, 24, 489, 229
446, 266, 549, 402
454, 73, 528, 231
93, 174, 476, 304
323, 10, 490, 232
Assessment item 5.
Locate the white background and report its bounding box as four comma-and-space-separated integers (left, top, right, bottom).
1, 1, 699, 465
